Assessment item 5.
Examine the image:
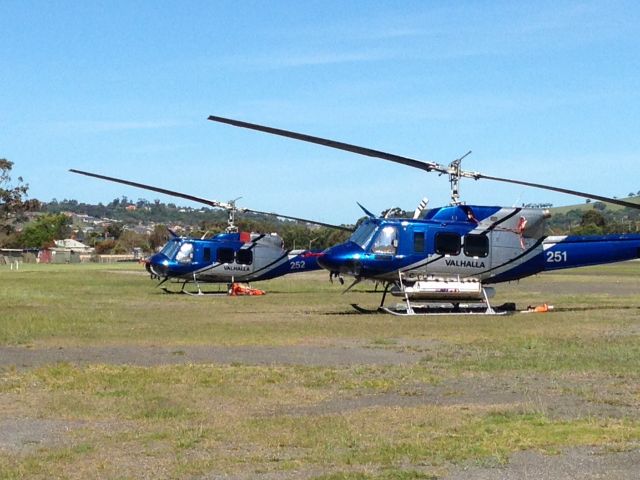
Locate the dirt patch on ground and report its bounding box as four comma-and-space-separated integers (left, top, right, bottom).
0, 418, 86, 454
446, 446, 640, 480
0, 344, 422, 369
278, 373, 638, 421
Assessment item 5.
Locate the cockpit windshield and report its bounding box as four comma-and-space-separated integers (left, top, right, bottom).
349, 221, 377, 248
159, 240, 181, 260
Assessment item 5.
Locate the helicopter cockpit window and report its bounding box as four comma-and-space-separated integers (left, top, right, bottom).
349, 221, 377, 249
160, 240, 180, 260
435, 232, 461, 256
175, 242, 194, 264
217, 247, 234, 264
236, 249, 253, 265
463, 234, 489, 258
371, 226, 398, 255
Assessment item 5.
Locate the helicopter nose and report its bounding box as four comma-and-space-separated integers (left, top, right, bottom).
317, 250, 337, 272
148, 253, 169, 277
318, 244, 363, 276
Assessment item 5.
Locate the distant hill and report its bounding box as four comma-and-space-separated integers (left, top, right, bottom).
39, 197, 353, 252
546, 196, 640, 235
550, 196, 640, 215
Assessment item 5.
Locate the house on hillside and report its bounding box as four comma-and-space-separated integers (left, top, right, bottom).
54, 239, 93, 253
38, 239, 94, 264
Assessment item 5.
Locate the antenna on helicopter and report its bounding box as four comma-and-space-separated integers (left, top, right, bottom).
357, 202, 377, 219
413, 197, 429, 219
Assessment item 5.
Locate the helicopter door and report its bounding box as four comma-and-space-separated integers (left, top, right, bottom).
370, 226, 399, 259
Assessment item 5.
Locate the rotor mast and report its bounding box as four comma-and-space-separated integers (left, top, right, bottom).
222, 197, 244, 233
447, 151, 472, 205
224, 202, 237, 233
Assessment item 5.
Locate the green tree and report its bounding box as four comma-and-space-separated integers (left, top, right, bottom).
104, 223, 124, 239
114, 230, 149, 254
94, 239, 116, 254
19, 213, 72, 248
149, 224, 170, 251
0, 159, 40, 236
580, 209, 606, 228
572, 209, 606, 235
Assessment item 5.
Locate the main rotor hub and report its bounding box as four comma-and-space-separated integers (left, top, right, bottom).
224, 200, 239, 233
447, 151, 472, 205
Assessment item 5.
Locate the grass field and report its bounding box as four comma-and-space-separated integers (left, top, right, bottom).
1, 262, 639, 479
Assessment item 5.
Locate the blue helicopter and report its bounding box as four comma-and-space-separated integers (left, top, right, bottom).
208, 115, 640, 314
70, 169, 352, 295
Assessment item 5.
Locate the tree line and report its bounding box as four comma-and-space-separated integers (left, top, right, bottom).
2, 159, 639, 253
1, 160, 352, 252
547, 203, 640, 235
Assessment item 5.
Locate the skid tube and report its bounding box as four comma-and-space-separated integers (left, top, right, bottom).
159, 274, 229, 296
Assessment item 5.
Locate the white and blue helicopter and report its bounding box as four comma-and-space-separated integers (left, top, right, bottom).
208, 115, 640, 314
70, 169, 352, 295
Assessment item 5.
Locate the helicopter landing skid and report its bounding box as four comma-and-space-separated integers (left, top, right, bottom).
377, 302, 515, 316
159, 278, 228, 296
350, 302, 515, 315
160, 285, 228, 296
183, 289, 229, 296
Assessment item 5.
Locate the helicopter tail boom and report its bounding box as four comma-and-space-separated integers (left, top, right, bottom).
542, 234, 640, 272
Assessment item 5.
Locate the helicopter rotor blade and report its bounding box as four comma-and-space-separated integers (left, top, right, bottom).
240, 207, 353, 231
69, 169, 230, 209
69, 169, 352, 231
474, 173, 640, 210
208, 115, 640, 211
208, 115, 449, 175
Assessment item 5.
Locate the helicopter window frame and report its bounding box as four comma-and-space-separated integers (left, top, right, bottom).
463, 234, 489, 258
349, 221, 377, 249
435, 232, 461, 256
370, 225, 399, 255
413, 231, 425, 253
236, 249, 253, 265
216, 247, 234, 264
160, 240, 180, 260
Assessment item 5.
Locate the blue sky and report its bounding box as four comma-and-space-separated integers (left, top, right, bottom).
2, 1, 639, 224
